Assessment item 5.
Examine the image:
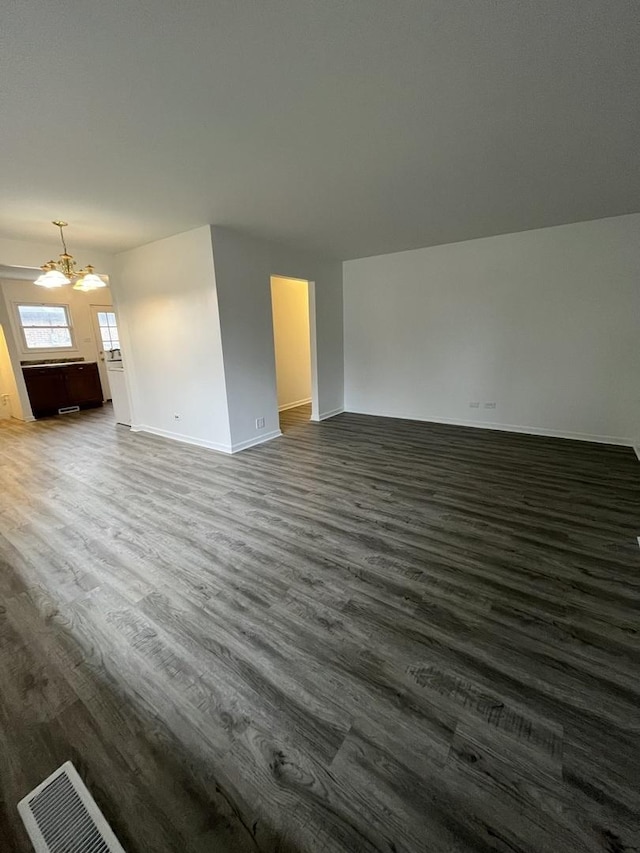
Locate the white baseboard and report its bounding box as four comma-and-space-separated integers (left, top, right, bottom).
278, 397, 312, 412
230, 429, 282, 453
130, 424, 283, 454
130, 424, 233, 454
634, 446, 640, 462
310, 407, 344, 423
344, 408, 633, 447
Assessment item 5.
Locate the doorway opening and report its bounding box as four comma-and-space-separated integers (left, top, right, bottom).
0, 324, 21, 421
0, 272, 121, 427
270, 276, 317, 433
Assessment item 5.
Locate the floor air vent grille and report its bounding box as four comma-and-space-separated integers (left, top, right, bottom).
18, 762, 126, 853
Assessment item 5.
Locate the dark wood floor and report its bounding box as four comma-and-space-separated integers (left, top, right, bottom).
1, 404, 639, 852
280, 404, 311, 433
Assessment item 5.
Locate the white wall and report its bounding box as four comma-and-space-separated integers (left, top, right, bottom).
112, 227, 232, 451
344, 214, 640, 445
210, 227, 344, 451
271, 276, 311, 410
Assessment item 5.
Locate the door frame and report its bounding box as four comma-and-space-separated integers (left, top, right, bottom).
307, 280, 319, 422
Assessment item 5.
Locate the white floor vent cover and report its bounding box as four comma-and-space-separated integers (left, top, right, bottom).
18, 761, 126, 853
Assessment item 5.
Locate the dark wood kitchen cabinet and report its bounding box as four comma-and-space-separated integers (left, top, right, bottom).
22, 362, 103, 418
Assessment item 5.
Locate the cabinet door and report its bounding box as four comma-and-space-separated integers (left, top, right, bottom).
23, 368, 68, 417
63, 364, 103, 406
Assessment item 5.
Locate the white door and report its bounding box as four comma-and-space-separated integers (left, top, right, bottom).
90, 306, 120, 400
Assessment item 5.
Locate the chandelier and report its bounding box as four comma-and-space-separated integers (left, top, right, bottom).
35, 221, 106, 291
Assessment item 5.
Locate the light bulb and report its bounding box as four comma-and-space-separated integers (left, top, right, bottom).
73, 265, 106, 291
83, 273, 105, 289
34, 269, 70, 287
73, 273, 104, 291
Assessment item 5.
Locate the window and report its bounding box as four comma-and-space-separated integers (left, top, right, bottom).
17, 304, 74, 350
96, 311, 120, 352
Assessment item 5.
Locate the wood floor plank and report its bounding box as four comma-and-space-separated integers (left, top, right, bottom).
1, 403, 639, 852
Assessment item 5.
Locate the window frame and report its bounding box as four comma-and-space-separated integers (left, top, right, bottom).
95, 309, 120, 353
14, 302, 77, 353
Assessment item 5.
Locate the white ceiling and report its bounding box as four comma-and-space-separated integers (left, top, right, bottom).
1, 1, 638, 259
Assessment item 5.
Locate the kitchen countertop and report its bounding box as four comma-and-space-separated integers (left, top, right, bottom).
22, 361, 96, 369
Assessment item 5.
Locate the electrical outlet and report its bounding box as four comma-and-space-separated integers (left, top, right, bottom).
484, 402, 497, 409
469, 401, 480, 408
173, 413, 181, 421
256, 417, 265, 430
